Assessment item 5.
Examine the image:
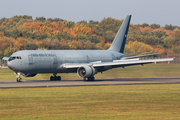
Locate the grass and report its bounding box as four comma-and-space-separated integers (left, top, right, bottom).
0, 84, 180, 119
0, 63, 180, 81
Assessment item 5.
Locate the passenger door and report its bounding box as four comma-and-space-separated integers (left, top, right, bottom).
28, 54, 33, 64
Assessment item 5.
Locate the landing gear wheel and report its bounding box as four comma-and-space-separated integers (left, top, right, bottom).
87, 77, 95, 81
50, 75, 61, 81
57, 76, 61, 81
16, 78, 22, 82
16, 72, 22, 82
54, 76, 57, 81
50, 76, 53, 81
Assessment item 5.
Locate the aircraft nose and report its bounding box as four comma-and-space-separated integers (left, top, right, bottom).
7, 61, 15, 71
7, 61, 11, 68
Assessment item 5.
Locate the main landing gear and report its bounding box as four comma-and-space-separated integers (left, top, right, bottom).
16, 72, 22, 82
50, 73, 61, 81
84, 77, 95, 81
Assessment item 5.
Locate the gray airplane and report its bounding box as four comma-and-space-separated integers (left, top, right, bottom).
3, 15, 173, 82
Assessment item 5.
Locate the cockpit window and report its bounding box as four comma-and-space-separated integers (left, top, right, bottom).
8, 56, 22, 61
8, 56, 14, 61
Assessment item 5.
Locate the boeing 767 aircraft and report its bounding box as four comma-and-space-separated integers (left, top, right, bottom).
3, 15, 173, 82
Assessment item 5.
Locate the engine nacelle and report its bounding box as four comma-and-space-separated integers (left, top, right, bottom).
20, 73, 37, 77
77, 66, 97, 78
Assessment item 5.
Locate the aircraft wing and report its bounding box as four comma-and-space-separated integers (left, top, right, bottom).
2, 57, 9, 61
61, 58, 173, 69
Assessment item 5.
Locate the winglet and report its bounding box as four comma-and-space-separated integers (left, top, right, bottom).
108, 15, 131, 53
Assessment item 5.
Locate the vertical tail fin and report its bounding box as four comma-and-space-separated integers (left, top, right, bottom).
108, 15, 131, 53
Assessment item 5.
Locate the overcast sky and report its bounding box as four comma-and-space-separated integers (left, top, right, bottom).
0, 0, 179, 27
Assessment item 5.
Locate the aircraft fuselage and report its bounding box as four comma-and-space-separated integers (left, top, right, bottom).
8, 50, 127, 74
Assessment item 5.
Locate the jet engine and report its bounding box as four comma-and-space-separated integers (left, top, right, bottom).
77, 66, 97, 78
20, 73, 37, 77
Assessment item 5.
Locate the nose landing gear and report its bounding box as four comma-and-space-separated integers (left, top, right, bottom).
50, 73, 61, 81
16, 72, 22, 82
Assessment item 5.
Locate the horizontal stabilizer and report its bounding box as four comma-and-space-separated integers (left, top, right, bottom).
121, 53, 162, 60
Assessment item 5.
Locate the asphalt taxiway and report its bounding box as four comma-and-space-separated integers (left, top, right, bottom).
0, 77, 180, 88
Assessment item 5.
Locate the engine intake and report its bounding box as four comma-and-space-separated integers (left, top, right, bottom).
77, 66, 97, 78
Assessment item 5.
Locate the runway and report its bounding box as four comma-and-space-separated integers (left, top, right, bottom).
1, 77, 180, 88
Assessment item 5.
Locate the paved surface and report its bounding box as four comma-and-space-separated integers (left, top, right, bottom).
1, 78, 180, 88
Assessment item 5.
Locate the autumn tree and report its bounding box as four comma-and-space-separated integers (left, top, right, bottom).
76, 20, 87, 25
164, 24, 176, 30
21, 41, 38, 50
47, 18, 64, 22
35, 17, 46, 22
0, 15, 179, 58
0, 51, 3, 59
88, 35, 100, 43
0, 17, 6, 25
163, 36, 176, 48
150, 23, 160, 29
64, 21, 75, 28
139, 23, 149, 28
174, 28, 180, 38
4, 47, 18, 57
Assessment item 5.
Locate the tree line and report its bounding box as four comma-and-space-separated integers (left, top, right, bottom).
0, 15, 180, 58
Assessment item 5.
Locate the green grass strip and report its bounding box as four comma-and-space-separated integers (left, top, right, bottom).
0, 84, 180, 119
